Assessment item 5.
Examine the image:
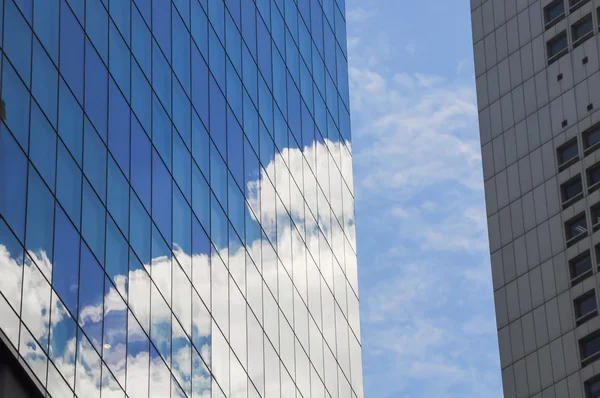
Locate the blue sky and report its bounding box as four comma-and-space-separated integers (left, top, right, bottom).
346, 1, 504, 397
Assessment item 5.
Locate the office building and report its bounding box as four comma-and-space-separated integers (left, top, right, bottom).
472, 0, 600, 396
0, 0, 362, 397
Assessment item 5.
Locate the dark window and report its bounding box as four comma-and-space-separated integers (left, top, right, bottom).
561, 175, 583, 205
547, 31, 568, 63
584, 123, 600, 153
557, 139, 579, 170
572, 14, 594, 46
570, 250, 593, 284
580, 331, 600, 366
570, 0, 591, 12
545, 0, 566, 27
575, 290, 598, 325
588, 163, 600, 189
585, 375, 600, 398
566, 213, 588, 245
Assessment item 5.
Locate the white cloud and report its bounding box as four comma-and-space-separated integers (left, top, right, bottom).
348, 20, 502, 396
0, 138, 365, 398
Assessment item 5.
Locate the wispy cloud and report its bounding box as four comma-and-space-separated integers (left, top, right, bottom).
347, 2, 502, 395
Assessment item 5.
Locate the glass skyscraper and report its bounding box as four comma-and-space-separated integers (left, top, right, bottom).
0, 0, 362, 397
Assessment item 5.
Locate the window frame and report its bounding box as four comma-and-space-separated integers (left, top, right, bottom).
572, 13, 594, 48
565, 212, 588, 246
557, 138, 579, 171
580, 330, 600, 367
570, 250, 593, 285
585, 374, 600, 398
570, 0, 591, 12
561, 174, 584, 207
575, 290, 598, 326
588, 163, 600, 193
547, 30, 569, 64
545, 0, 566, 29
584, 123, 600, 155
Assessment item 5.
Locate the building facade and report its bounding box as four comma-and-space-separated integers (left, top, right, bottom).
472, 0, 600, 397
0, 0, 362, 397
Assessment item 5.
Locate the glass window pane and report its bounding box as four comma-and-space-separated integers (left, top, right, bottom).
130, 191, 151, 264
107, 157, 130, 236
49, 292, 77, 387
152, 0, 171, 60
192, 216, 210, 306
151, 224, 172, 306
22, 255, 51, 351
105, 216, 128, 298
2, 56, 31, 151
173, 79, 191, 149
5, 0, 32, 85
86, 0, 108, 62
83, 118, 107, 201
192, 163, 210, 231
151, 282, 171, 364
75, 329, 101, 398
173, 186, 192, 272
128, 250, 150, 333
85, 39, 109, 141
33, 0, 59, 64
152, 95, 172, 169
152, 41, 171, 113
25, 169, 55, 276
30, 102, 57, 191
192, 111, 209, 177
60, 0, 85, 102
109, 0, 130, 44
53, 206, 81, 316
173, 8, 191, 93
109, 22, 131, 100
191, 45, 209, 125
132, 4, 151, 80
102, 276, 127, 387
58, 80, 84, 165
132, 61, 152, 133
0, 218, 24, 314
56, 143, 82, 228
82, 180, 106, 265
0, 127, 28, 240
130, 117, 151, 210
78, 241, 104, 352
174, 131, 192, 200
152, 149, 172, 244
126, 311, 149, 398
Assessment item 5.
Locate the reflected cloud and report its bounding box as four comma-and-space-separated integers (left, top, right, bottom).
0, 139, 362, 398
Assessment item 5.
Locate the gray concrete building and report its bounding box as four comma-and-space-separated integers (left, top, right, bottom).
471, 0, 600, 397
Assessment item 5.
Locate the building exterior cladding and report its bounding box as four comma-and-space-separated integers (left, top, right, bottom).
0, 0, 362, 397
471, 0, 600, 397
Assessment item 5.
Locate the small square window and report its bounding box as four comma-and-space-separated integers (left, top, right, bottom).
566, 212, 588, 246
584, 123, 600, 154
580, 331, 600, 366
572, 14, 594, 47
575, 290, 598, 326
545, 0, 566, 28
561, 175, 583, 206
586, 375, 600, 398
570, 0, 591, 12
547, 31, 569, 63
588, 163, 600, 191
557, 138, 579, 170
571, 250, 593, 284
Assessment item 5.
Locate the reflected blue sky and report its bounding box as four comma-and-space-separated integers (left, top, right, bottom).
0, 0, 361, 397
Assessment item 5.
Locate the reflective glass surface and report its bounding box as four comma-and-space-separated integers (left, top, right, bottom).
0, 0, 362, 397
